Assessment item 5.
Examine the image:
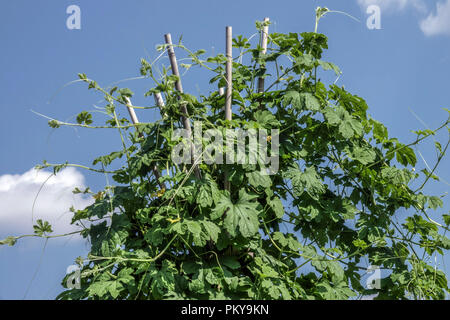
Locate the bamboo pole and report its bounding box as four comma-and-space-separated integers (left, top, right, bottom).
164, 34, 184, 93
154, 92, 165, 108
224, 26, 233, 191
125, 97, 140, 125
225, 26, 233, 121
154, 92, 166, 118
124, 97, 166, 190
257, 17, 269, 93
164, 33, 201, 179
218, 87, 225, 111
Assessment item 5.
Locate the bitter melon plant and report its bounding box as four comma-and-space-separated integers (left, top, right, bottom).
2, 8, 449, 300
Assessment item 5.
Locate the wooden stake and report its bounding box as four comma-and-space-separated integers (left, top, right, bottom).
124, 97, 166, 190
164, 33, 201, 179
257, 17, 270, 93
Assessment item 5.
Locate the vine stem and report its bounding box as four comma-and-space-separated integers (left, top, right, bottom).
88, 235, 178, 263
414, 138, 450, 193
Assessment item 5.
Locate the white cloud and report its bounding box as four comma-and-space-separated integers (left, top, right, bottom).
357, 0, 426, 13
420, 0, 450, 36
0, 168, 93, 240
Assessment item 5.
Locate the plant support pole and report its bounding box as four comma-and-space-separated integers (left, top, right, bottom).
225, 26, 233, 121
257, 17, 269, 93
124, 97, 166, 190
164, 33, 201, 179
124, 97, 140, 125
154, 92, 166, 118
218, 87, 225, 111
224, 26, 232, 191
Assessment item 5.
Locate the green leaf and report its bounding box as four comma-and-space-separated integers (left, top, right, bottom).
221, 256, 241, 270
185, 220, 203, 246
282, 91, 320, 111
118, 88, 134, 98
381, 167, 414, 185
302, 93, 321, 111
339, 118, 363, 139
272, 232, 288, 247
151, 260, 176, 298
145, 226, 164, 246
326, 260, 345, 282
371, 118, 388, 143
253, 110, 280, 128
197, 184, 213, 207
395, 144, 417, 167
93, 150, 125, 166
421, 168, 440, 181
353, 239, 369, 249
211, 189, 260, 238
247, 170, 272, 189
427, 196, 443, 210
48, 120, 60, 128
294, 53, 315, 69
318, 60, 341, 75
201, 220, 220, 243
107, 281, 124, 299
404, 215, 438, 236
443, 214, 450, 226
284, 165, 325, 200
345, 146, 376, 165
324, 106, 363, 138
33, 219, 53, 236
283, 91, 302, 110
76, 111, 93, 125
268, 197, 284, 219
435, 141, 443, 154
88, 281, 112, 298
0, 236, 18, 246
117, 268, 135, 286
324, 106, 345, 125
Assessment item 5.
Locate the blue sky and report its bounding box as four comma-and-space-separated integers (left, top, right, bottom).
0, 0, 449, 299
